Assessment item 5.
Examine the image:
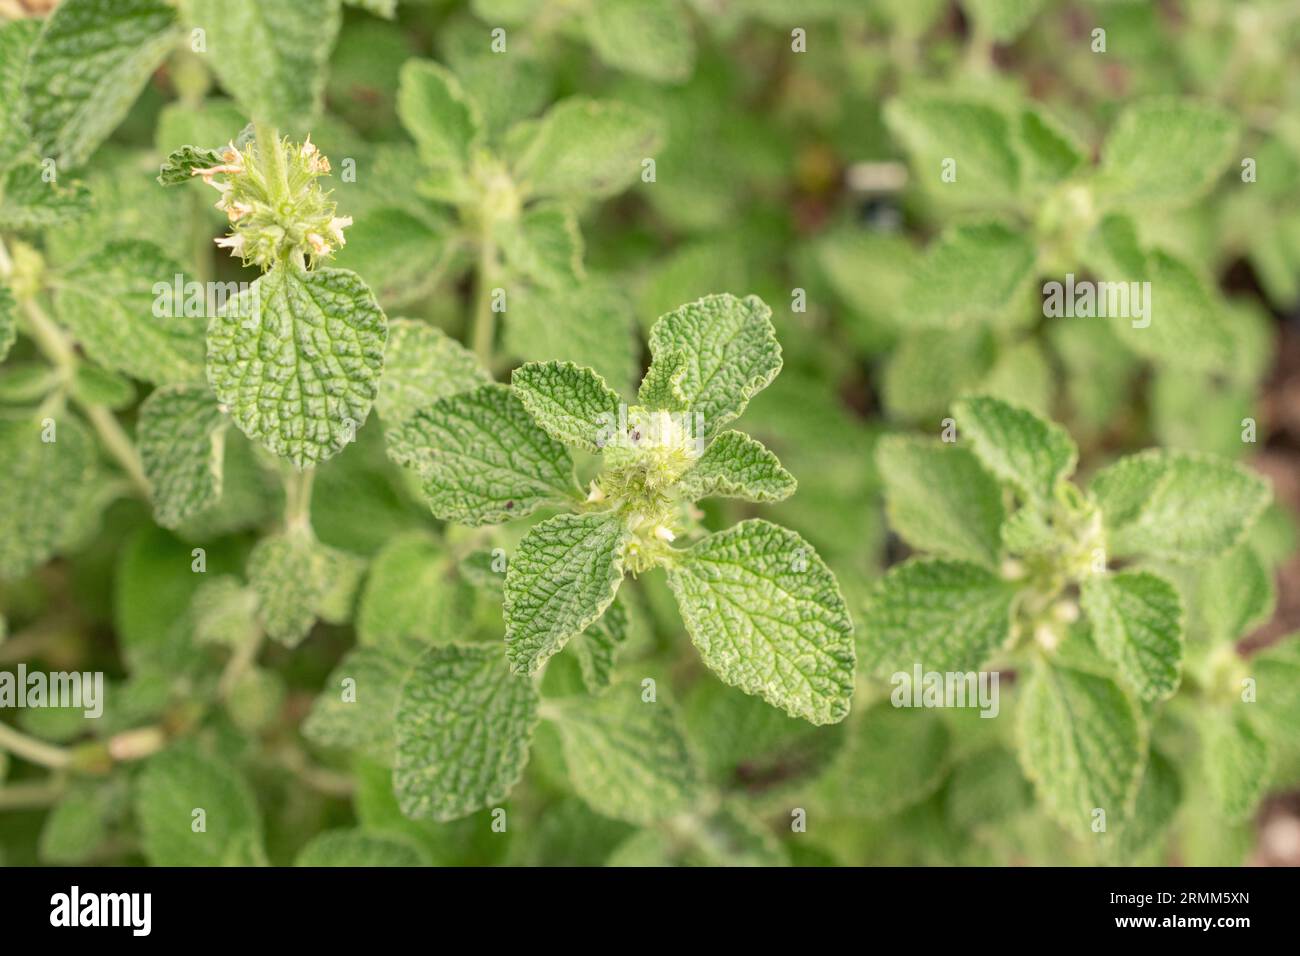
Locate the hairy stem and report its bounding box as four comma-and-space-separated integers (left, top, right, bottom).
83, 402, 151, 494
283, 465, 316, 533
189, 188, 213, 285
277, 744, 355, 797
0, 721, 73, 770
218, 628, 265, 700
0, 777, 67, 810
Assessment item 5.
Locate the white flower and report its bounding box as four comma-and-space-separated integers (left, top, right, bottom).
214, 233, 245, 257
301, 136, 330, 173
306, 232, 331, 256
654, 525, 676, 543
222, 199, 253, 222
327, 215, 352, 247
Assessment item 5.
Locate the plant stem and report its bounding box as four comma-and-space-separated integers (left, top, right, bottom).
189, 188, 213, 285
0, 777, 67, 810
283, 466, 315, 533
964, 25, 994, 75
218, 628, 265, 700
0, 236, 150, 496
277, 744, 355, 797
83, 402, 151, 494
472, 233, 497, 366
0, 721, 73, 770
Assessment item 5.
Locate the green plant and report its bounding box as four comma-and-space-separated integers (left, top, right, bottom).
863, 394, 1291, 857
1, 0, 1298, 870
387, 294, 854, 724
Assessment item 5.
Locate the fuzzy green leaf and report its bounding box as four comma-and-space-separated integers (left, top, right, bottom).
191, 576, 259, 649
178, 0, 341, 131
1251, 634, 1300, 745
26, 0, 180, 168
876, 435, 1005, 568
503, 278, 638, 393
642, 294, 781, 438
1090, 450, 1271, 563
1108, 251, 1233, 374
138, 383, 227, 529
1201, 709, 1270, 823
70, 365, 135, 409
207, 265, 387, 469
952, 395, 1077, 504
504, 512, 630, 675
858, 557, 1016, 676
498, 206, 584, 289
551, 685, 697, 824
883, 96, 1020, 207
0, 161, 90, 229
903, 223, 1036, 327
584, 0, 695, 83
248, 530, 325, 647
393, 643, 540, 822
635, 310, 691, 385
156, 124, 254, 186
675, 430, 796, 503
1015, 105, 1085, 186
55, 240, 204, 385
0, 19, 37, 171
356, 531, 469, 655
1081, 570, 1184, 702
38, 784, 110, 864
295, 829, 427, 867
375, 319, 489, 424
134, 746, 265, 866
302, 647, 408, 761
1195, 544, 1275, 642
817, 702, 950, 818
511, 360, 622, 453
1116, 747, 1182, 859
0, 413, 95, 579
569, 596, 628, 695
1017, 663, 1145, 833
386, 382, 578, 525
1096, 99, 1240, 210
511, 97, 662, 200
396, 58, 481, 188
668, 519, 855, 725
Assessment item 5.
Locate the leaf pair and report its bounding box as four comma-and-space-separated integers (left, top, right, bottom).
886, 94, 1239, 213
391, 643, 697, 825
397, 58, 663, 206
472, 0, 696, 83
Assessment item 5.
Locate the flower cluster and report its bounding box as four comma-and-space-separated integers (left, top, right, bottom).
193, 135, 351, 271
